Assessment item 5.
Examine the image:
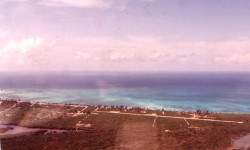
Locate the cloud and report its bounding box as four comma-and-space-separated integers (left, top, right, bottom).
70, 36, 250, 71
141, 0, 155, 2
1, 0, 28, 2
73, 36, 170, 62
0, 37, 43, 65
2, 35, 250, 71
6, 38, 42, 53
0, 30, 8, 39
150, 51, 166, 60
1, 0, 154, 11
109, 52, 134, 61
0, 14, 4, 20
75, 51, 100, 61
215, 53, 250, 64
38, 0, 111, 8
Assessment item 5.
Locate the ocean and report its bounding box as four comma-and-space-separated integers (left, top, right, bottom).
0, 72, 250, 113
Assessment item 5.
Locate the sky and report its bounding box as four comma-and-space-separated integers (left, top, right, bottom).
1, 0, 250, 72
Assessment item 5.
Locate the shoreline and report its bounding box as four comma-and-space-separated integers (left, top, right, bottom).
1, 98, 250, 115
1, 98, 250, 149
1, 84, 250, 114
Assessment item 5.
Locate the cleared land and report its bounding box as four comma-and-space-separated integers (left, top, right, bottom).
0, 99, 250, 150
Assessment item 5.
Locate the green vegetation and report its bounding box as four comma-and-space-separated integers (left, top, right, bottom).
0, 99, 250, 150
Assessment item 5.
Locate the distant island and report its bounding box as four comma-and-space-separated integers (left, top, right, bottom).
0, 99, 250, 150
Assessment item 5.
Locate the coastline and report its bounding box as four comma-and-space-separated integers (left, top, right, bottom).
1, 72, 250, 114
1, 96, 250, 115
1, 98, 250, 149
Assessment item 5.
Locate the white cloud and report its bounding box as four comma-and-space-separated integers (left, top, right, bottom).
215, 53, 250, 64
2, 35, 250, 71
35, 0, 156, 11
73, 36, 170, 62
75, 51, 91, 60
75, 51, 100, 61
141, 0, 155, 2
109, 52, 134, 61
0, 30, 8, 39
3, 37, 43, 53
149, 51, 166, 60
70, 36, 250, 71
0, 15, 4, 20
2, 0, 28, 2
38, 0, 111, 8
0, 37, 43, 65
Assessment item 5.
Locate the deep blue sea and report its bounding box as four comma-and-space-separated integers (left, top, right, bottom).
0, 72, 250, 113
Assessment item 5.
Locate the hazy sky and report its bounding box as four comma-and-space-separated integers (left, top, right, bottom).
1, 0, 250, 72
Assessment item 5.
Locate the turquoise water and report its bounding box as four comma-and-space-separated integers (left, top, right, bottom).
1, 87, 250, 113
1, 72, 250, 113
